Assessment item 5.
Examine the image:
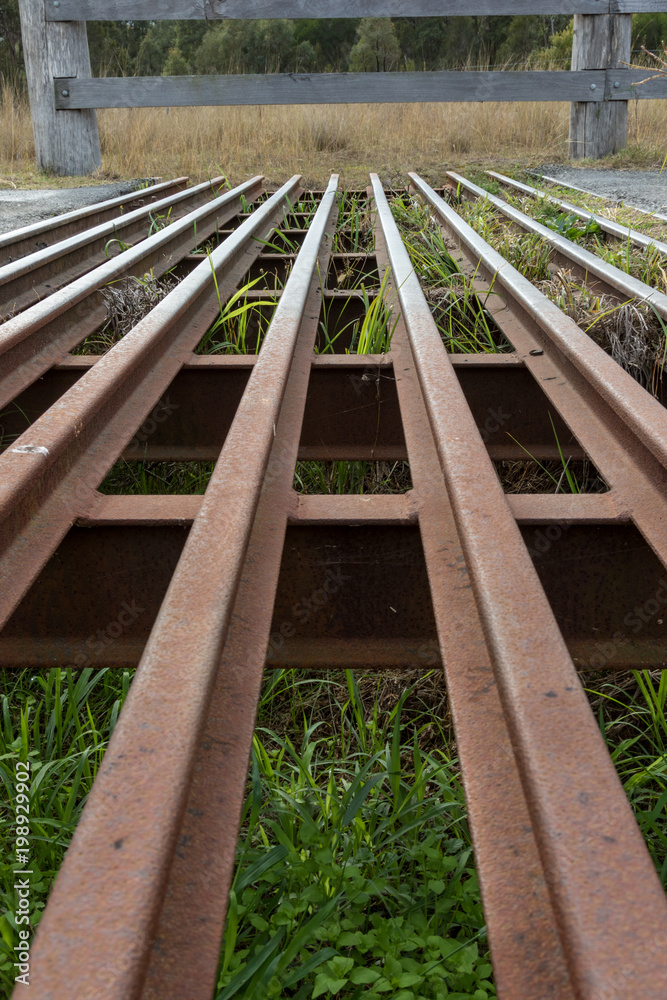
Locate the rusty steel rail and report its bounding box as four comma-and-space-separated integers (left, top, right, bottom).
1, 171, 667, 999
0, 176, 188, 265
0, 174, 264, 410
447, 170, 667, 314
485, 168, 667, 256
0, 174, 230, 318
377, 173, 667, 998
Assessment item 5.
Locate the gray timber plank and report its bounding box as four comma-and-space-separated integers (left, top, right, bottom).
54, 70, 630, 109
45, 0, 667, 21
19, 0, 101, 174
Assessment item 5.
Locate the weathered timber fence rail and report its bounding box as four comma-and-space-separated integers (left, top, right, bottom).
17, 0, 667, 174
2, 170, 667, 998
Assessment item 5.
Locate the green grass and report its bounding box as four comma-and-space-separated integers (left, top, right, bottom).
587, 669, 667, 883
99, 459, 215, 495
216, 672, 493, 1000
0, 668, 132, 992
1, 665, 666, 998
294, 461, 411, 495
390, 195, 512, 355
448, 190, 667, 393
484, 187, 667, 296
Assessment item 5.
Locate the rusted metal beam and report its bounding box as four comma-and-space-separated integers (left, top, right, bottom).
0, 175, 231, 318
372, 172, 667, 999
447, 170, 667, 315
410, 172, 667, 571
0, 175, 264, 410
20, 175, 337, 1000
5, 353, 593, 462
0, 176, 303, 630
2, 513, 663, 673
0, 177, 188, 265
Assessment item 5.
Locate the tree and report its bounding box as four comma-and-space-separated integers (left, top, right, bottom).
349, 18, 400, 73
293, 18, 360, 71
497, 15, 570, 64
195, 19, 296, 74
633, 13, 667, 51
162, 46, 189, 76
0, 0, 23, 84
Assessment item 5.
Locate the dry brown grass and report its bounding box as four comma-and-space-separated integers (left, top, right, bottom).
2, 81, 667, 189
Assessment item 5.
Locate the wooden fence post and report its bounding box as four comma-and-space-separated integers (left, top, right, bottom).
569, 13, 633, 159
18, 0, 102, 176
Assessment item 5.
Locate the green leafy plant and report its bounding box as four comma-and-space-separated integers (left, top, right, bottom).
147, 206, 173, 236
0, 669, 132, 993
540, 209, 601, 242
215, 674, 494, 1000
391, 195, 511, 354
196, 261, 277, 355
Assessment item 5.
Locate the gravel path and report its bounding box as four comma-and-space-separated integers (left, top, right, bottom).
0, 180, 156, 235
537, 165, 667, 215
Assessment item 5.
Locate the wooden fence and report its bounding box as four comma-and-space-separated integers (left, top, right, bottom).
17, 2, 667, 176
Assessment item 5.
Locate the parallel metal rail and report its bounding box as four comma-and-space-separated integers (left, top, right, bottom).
0, 176, 188, 264
1, 172, 667, 999
536, 170, 667, 223
485, 168, 667, 256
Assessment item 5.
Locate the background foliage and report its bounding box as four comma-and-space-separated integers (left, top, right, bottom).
1, 9, 667, 86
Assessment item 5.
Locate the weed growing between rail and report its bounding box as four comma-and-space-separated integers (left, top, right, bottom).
1, 665, 666, 997
586, 669, 667, 883
99, 460, 215, 495
294, 461, 412, 495
514, 194, 667, 296
495, 458, 606, 495
73, 271, 177, 355
509, 171, 667, 245
215, 672, 493, 1000
390, 196, 512, 355
0, 668, 132, 993
449, 182, 667, 396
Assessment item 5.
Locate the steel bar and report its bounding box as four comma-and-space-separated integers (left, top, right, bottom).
447, 170, 667, 315
486, 168, 667, 255
370, 241, 574, 995
0, 174, 229, 318
0, 174, 264, 410
21, 175, 338, 1000
371, 172, 667, 998
0, 176, 302, 629
0, 176, 188, 265
410, 172, 667, 571
5, 352, 595, 463
539, 171, 667, 223
5, 520, 665, 670
140, 186, 339, 1000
